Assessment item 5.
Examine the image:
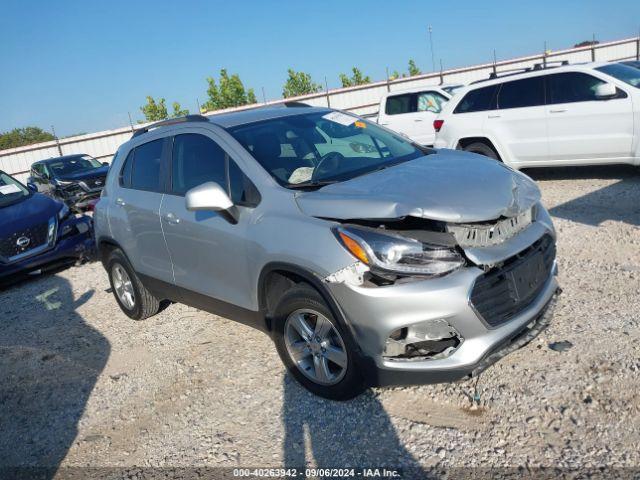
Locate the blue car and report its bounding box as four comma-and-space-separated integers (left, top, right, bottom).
0, 170, 94, 282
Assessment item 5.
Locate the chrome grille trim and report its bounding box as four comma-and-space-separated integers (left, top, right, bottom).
447, 208, 533, 248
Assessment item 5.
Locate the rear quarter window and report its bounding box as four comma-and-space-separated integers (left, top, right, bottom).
453, 84, 499, 113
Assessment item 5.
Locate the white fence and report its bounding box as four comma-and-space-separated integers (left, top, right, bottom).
2, 36, 639, 183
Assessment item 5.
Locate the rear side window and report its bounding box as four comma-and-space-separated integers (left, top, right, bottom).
497, 76, 545, 109
119, 150, 134, 187
385, 94, 413, 115
454, 84, 499, 113
171, 134, 226, 196
546, 72, 605, 104
416, 91, 448, 113
130, 139, 163, 192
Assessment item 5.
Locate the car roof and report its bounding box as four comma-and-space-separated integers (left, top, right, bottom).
381, 84, 452, 97
37, 154, 89, 165
450, 61, 618, 99
207, 105, 332, 129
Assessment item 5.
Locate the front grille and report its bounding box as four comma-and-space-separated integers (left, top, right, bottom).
447, 207, 534, 248
0, 222, 50, 259
82, 176, 106, 191
470, 235, 555, 327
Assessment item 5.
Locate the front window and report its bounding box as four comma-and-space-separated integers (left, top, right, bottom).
228, 111, 425, 188
48, 155, 102, 178
595, 63, 640, 88
0, 171, 30, 208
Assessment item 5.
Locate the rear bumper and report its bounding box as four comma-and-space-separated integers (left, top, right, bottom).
0, 216, 94, 279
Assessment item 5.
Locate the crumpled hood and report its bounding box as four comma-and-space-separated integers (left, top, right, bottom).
295, 149, 540, 223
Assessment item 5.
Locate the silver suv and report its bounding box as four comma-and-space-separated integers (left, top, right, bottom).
95, 106, 559, 400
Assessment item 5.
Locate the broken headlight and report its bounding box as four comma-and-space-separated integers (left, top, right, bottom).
334, 225, 464, 277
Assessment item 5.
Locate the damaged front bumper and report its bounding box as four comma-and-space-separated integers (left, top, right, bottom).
0, 215, 95, 280
324, 256, 559, 387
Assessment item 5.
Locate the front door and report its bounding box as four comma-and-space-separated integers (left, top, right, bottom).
545, 72, 634, 163
159, 131, 253, 310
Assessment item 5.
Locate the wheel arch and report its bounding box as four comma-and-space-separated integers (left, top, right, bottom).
96, 236, 128, 269
456, 136, 505, 161
257, 263, 354, 337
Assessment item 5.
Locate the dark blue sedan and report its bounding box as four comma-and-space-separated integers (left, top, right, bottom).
0, 170, 94, 281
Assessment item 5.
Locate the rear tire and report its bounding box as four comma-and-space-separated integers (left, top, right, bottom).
107, 249, 162, 320
463, 141, 500, 160
273, 285, 366, 400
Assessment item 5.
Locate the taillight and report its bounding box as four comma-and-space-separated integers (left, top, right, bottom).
433, 119, 444, 132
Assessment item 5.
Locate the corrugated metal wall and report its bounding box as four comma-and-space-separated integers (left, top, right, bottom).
2, 36, 639, 183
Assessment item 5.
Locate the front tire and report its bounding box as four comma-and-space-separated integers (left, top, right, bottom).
463, 141, 500, 160
273, 285, 365, 400
107, 249, 162, 320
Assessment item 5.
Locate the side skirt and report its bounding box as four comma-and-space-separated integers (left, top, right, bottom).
138, 273, 268, 333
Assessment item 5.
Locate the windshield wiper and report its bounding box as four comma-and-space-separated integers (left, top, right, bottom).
285, 179, 340, 190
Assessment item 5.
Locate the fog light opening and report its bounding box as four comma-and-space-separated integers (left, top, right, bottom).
383, 319, 462, 361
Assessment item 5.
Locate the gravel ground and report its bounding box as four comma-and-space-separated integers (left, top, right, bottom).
1, 165, 639, 478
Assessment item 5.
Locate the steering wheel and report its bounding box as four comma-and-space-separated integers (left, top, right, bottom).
312, 152, 345, 182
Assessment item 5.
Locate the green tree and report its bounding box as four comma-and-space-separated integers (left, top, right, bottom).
202, 69, 257, 111
339, 67, 371, 87
140, 96, 168, 121
0, 127, 55, 150
171, 102, 189, 118
408, 59, 421, 76
282, 69, 322, 98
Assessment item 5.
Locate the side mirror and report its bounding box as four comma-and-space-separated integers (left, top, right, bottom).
185, 182, 233, 212
102, 162, 109, 167
27, 182, 37, 192
595, 83, 617, 99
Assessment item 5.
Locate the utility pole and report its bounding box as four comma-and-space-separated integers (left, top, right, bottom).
428, 25, 436, 72
261, 87, 267, 104
127, 112, 134, 131
196, 98, 201, 113
51, 125, 62, 156
324, 77, 330, 108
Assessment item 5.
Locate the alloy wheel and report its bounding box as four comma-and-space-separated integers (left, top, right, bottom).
112, 264, 135, 310
284, 308, 348, 386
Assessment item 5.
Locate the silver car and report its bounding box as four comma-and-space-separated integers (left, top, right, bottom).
94, 106, 559, 400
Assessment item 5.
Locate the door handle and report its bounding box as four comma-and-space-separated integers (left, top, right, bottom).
115, 198, 126, 206
487, 114, 501, 119
414, 119, 424, 122
165, 212, 180, 225
549, 109, 567, 113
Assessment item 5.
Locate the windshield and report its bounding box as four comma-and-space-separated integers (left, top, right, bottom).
0, 171, 30, 208
595, 63, 640, 88
48, 155, 102, 177
228, 111, 425, 188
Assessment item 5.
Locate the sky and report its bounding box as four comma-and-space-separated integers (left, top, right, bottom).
1, 0, 639, 136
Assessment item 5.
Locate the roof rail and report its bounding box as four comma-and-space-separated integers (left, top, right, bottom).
131, 114, 209, 138
533, 60, 569, 69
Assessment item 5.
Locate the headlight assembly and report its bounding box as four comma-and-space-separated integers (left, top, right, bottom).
334, 225, 464, 277
58, 203, 70, 220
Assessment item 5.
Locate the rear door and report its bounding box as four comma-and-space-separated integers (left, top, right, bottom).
545, 72, 634, 163
490, 75, 548, 165
108, 137, 174, 283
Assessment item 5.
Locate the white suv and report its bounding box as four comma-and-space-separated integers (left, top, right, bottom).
433, 62, 640, 168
